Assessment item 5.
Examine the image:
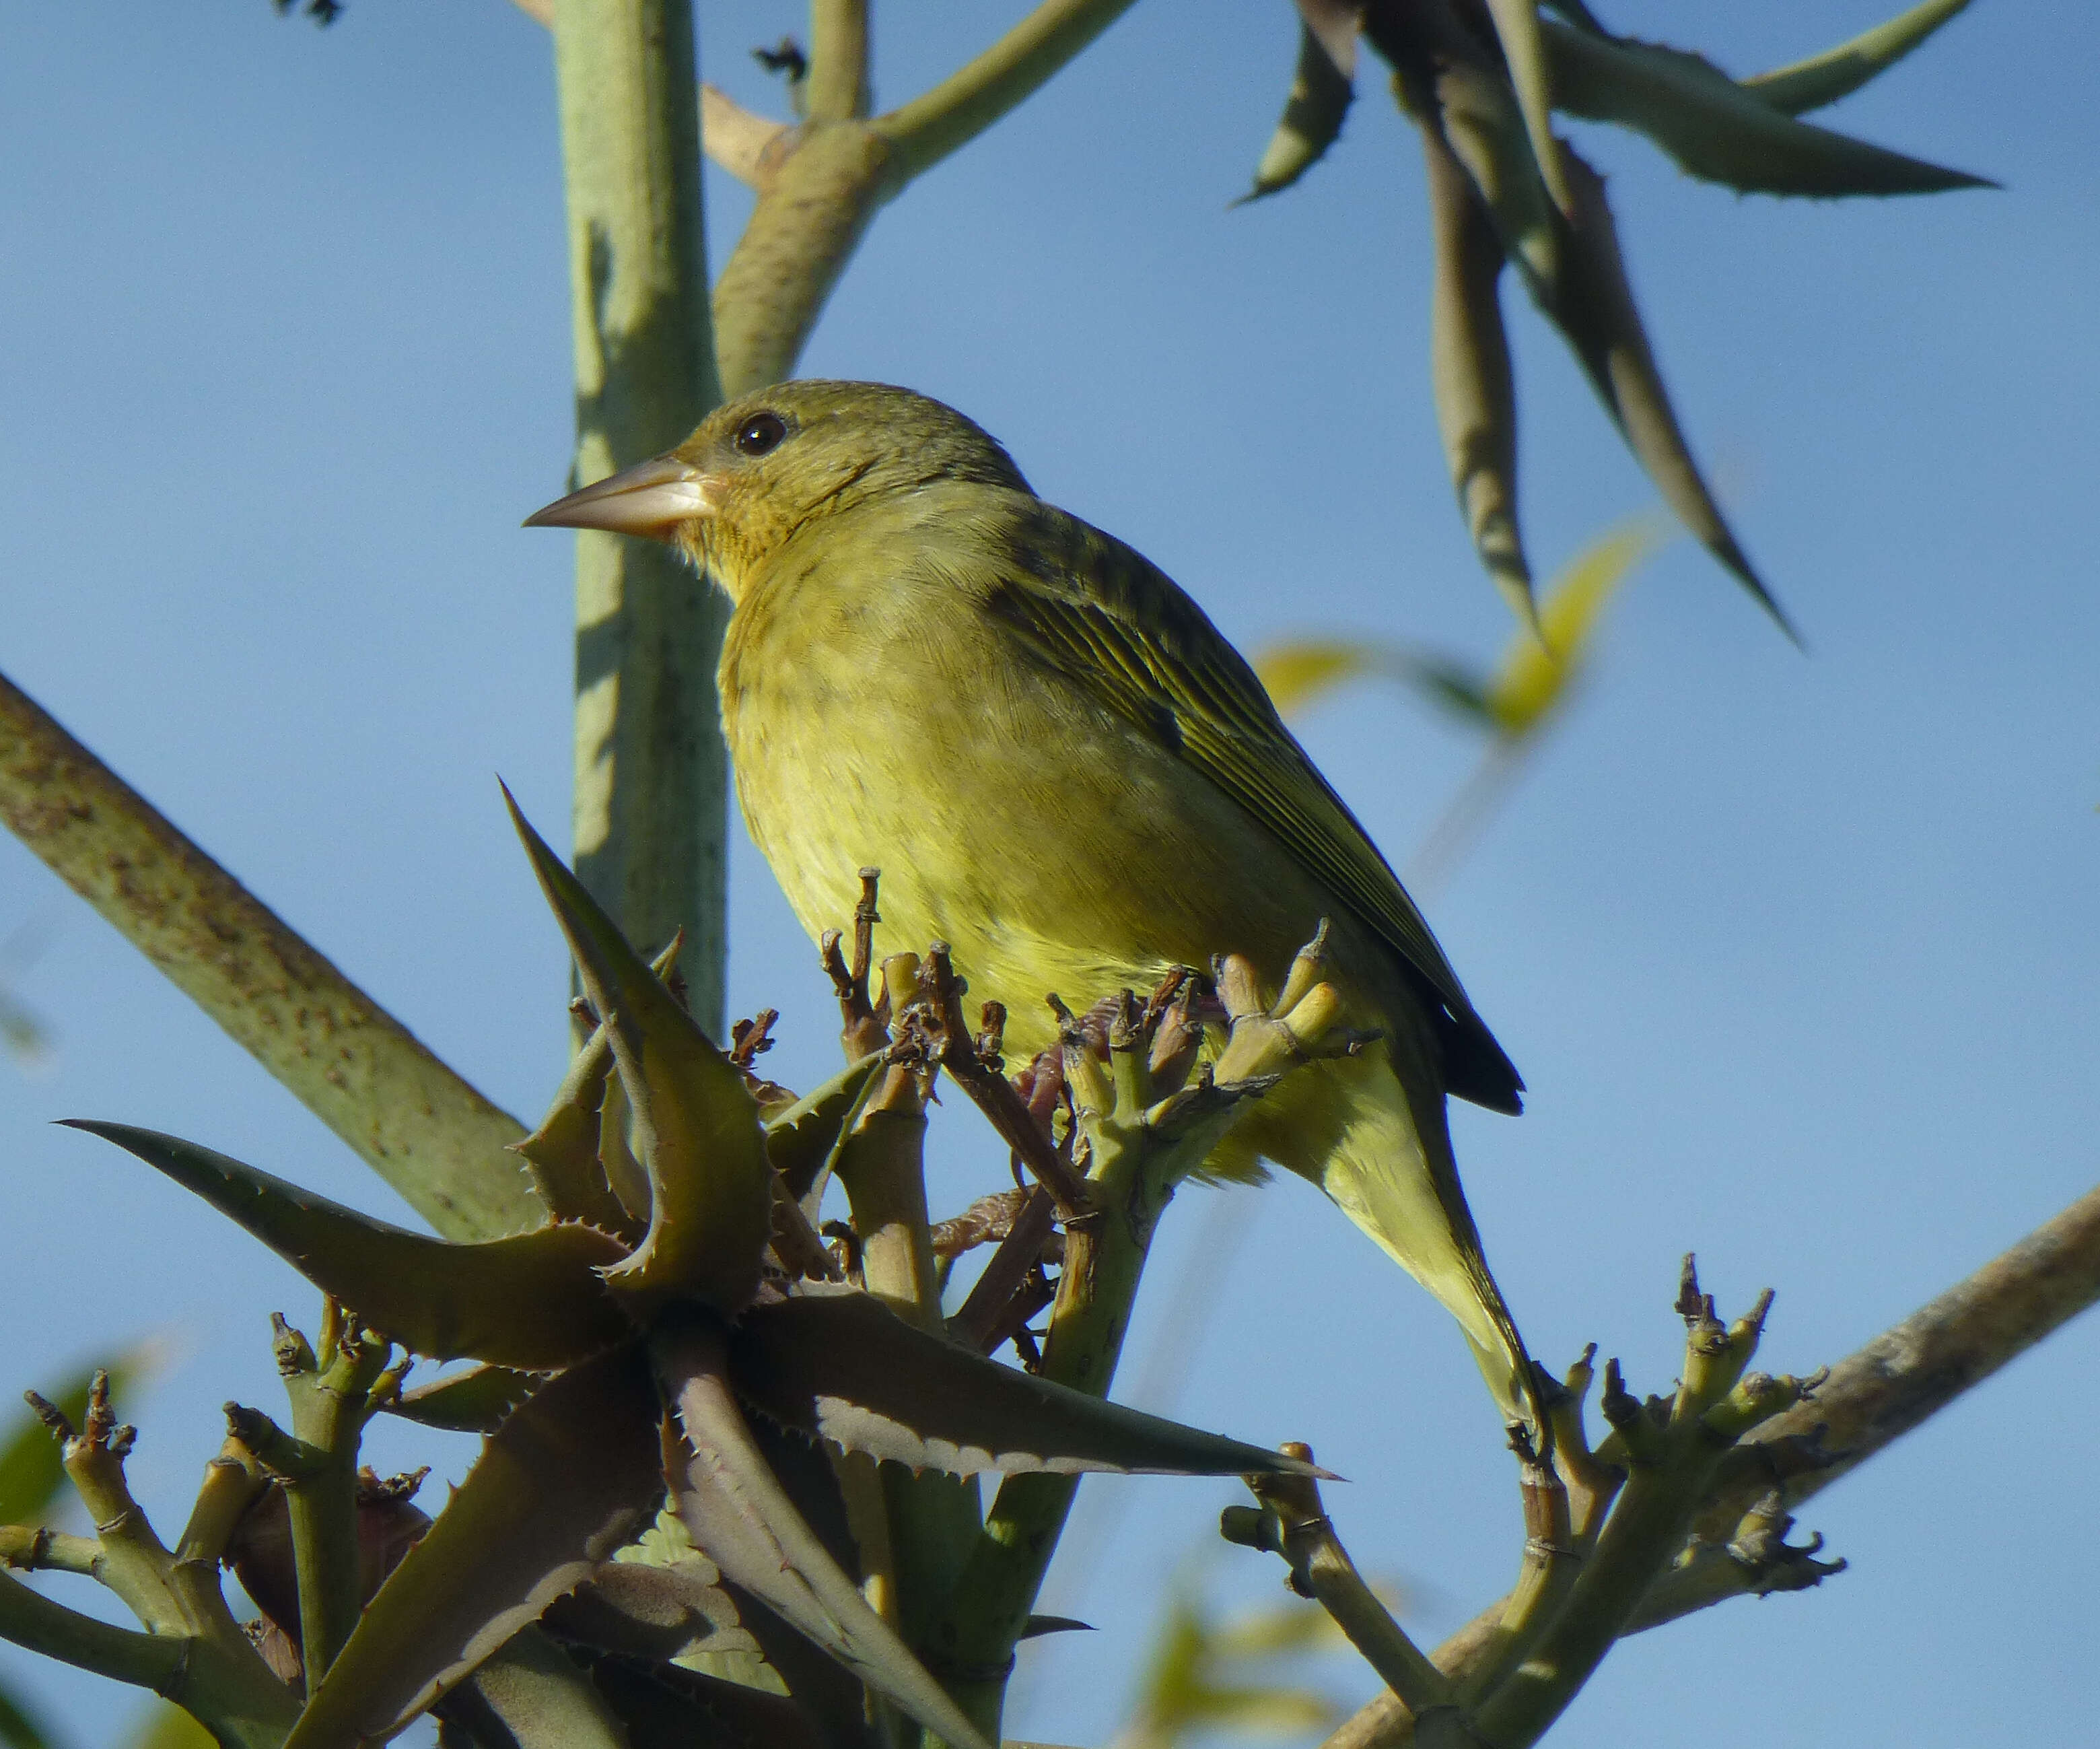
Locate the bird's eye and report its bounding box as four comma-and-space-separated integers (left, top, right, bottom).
733, 412, 789, 457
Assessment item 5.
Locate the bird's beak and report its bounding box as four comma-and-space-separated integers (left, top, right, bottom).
522, 454, 717, 539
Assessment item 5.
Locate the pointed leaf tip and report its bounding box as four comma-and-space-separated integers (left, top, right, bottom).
1241, 18, 1356, 203
1543, 18, 1990, 197
730, 1287, 1333, 1480
1747, 0, 1975, 116
1485, 0, 1572, 213
505, 792, 773, 1314
63, 1122, 630, 1369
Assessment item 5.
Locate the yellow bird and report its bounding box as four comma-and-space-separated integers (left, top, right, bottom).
528, 381, 1537, 1428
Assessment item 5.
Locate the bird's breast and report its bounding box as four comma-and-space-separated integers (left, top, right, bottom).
720, 559, 1342, 1056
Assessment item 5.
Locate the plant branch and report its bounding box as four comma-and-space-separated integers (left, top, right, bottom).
806, 0, 872, 122
0, 1526, 102, 1577
923, 947, 1092, 1216
701, 83, 792, 186
7, 1381, 299, 1748
1320, 1185, 2100, 1748
711, 117, 898, 397
1227, 1453, 1457, 1717
550, 0, 730, 1027
875, 0, 1141, 180
0, 1567, 185, 1694
0, 667, 540, 1241
925, 949, 1342, 1740
258, 1309, 398, 1690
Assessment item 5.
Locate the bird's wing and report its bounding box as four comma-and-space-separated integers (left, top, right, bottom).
962, 496, 1521, 1109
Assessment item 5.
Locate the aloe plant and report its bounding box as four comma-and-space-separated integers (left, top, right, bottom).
3, 6, 2095, 1748
2, 800, 1352, 1748
1243, 0, 1988, 633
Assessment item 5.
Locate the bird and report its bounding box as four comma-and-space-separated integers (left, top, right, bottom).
526, 380, 1537, 1429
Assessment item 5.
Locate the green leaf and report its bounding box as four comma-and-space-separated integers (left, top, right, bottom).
1238, 15, 1354, 203
728, 1285, 1330, 1480
543, 1560, 753, 1666
1542, 18, 1990, 196
1420, 110, 1532, 624
285, 1343, 665, 1749
1253, 640, 1494, 728
63, 1124, 632, 1370
0, 1343, 160, 1526
763, 1052, 883, 1205
1483, 0, 1570, 212
1485, 516, 1663, 736
436, 1626, 633, 1749
654, 1317, 996, 1749
0, 984, 50, 1068
507, 789, 773, 1315
580, 1651, 829, 1749
0, 1679, 59, 1749
388, 1365, 544, 1433
1746, 0, 1973, 116
515, 1023, 643, 1247
1535, 142, 1798, 637
1431, 56, 1560, 292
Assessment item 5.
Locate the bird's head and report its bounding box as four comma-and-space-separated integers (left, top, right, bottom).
524, 380, 1030, 601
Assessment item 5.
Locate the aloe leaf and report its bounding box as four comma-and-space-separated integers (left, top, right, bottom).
515, 984, 677, 1247
710, 1579, 876, 1749
763, 1051, 883, 1205
0, 1679, 57, 1749
506, 790, 772, 1315
1433, 56, 1560, 291
730, 1286, 1329, 1480
543, 1560, 752, 1665
1238, 15, 1354, 203
0, 668, 542, 1243
1488, 516, 1664, 738
581, 1651, 829, 1749
654, 1317, 996, 1749
524, 934, 679, 1247
1538, 144, 1798, 638
1251, 639, 1496, 729
63, 1124, 632, 1369
388, 1364, 544, 1433
1746, 0, 1973, 116
1483, 0, 1569, 213
1420, 112, 1531, 625
285, 1342, 665, 1749
435, 1625, 633, 1749
1542, 18, 1990, 196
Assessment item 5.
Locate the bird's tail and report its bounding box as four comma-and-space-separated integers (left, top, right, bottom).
1223, 1043, 1542, 1437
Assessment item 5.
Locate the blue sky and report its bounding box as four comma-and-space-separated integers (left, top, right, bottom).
1, 3, 2095, 1744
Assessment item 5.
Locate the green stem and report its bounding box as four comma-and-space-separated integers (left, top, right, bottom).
711, 120, 899, 398
805, 0, 872, 121
834, 1073, 985, 1655
0, 1568, 184, 1696
0, 667, 539, 1241
923, 1138, 1159, 1742
876, 0, 1142, 180
0, 1526, 101, 1576
551, 0, 729, 1029
267, 1315, 394, 1689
